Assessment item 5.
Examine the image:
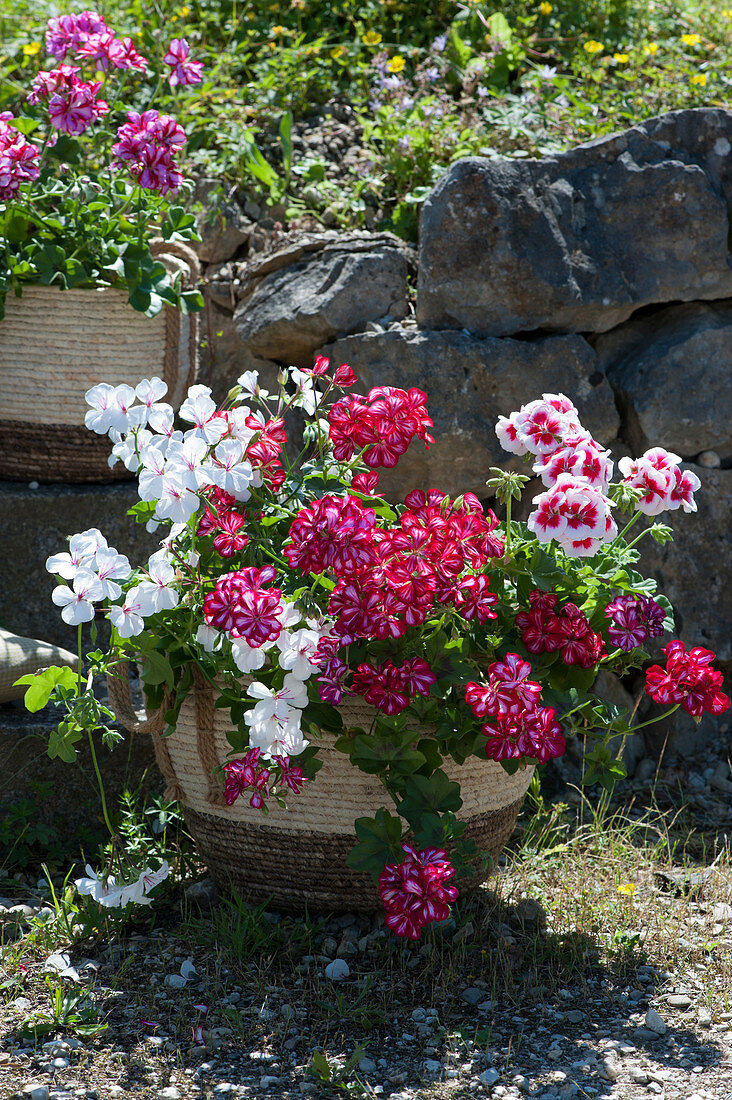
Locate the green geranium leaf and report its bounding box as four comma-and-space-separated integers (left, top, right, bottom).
397, 770, 463, 830
346, 808, 403, 878
15, 665, 78, 712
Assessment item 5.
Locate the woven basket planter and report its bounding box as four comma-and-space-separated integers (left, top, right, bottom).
0, 244, 199, 483
109, 665, 533, 912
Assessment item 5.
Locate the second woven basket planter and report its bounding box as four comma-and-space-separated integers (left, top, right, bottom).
0, 243, 200, 484
109, 665, 533, 912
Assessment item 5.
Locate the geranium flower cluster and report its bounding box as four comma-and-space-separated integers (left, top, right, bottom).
223, 747, 306, 810
327, 385, 434, 467
516, 590, 605, 668
163, 39, 204, 87
14, 10, 201, 197
645, 642, 730, 718
297, 487, 504, 664
605, 593, 665, 652
85, 377, 286, 527
0, 117, 40, 200
378, 844, 458, 939
112, 109, 186, 196
466, 654, 565, 764
618, 449, 700, 516
498, 395, 700, 558
28, 64, 109, 135
351, 657, 436, 715
46, 527, 131, 625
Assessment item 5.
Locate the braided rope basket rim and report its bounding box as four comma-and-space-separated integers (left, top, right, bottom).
108, 664, 533, 911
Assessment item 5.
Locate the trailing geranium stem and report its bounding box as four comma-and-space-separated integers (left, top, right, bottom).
627, 703, 680, 734
86, 727, 115, 839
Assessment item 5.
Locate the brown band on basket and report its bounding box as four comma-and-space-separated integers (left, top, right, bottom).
192, 664, 225, 806
106, 664, 183, 802
183, 791, 527, 913
0, 421, 133, 484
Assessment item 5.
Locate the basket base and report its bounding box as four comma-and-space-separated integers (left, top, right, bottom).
184, 794, 525, 913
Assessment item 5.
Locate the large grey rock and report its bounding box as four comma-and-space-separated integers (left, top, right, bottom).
235, 233, 413, 366
418, 108, 732, 337
0, 481, 157, 651
194, 179, 253, 264
637, 465, 731, 662
596, 300, 732, 460
320, 325, 619, 499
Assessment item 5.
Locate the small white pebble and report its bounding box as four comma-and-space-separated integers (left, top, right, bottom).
324, 959, 350, 980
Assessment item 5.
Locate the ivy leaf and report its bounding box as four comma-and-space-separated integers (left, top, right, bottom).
15, 666, 78, 712
47, 718, 85, 763
397, 770, 462, 830
139, 649, 175, 688
529, 548, 566, 590
346, 808, 403, 878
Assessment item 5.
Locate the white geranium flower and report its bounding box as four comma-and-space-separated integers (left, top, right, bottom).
154, 473, 200, 524
51, 570, 104, 625
109, 587, 146, 638
46, 528, 107, 579
195, 624, 223, 652
147, 403, 175, 436
138, 443, 169, 502
166, 435, 209, 490
93, 547, 132, 600
75, 862, 169, 908
85, 383, 118, 435
245, 675, 308, 724
135, 376, 168, 409
110, 427, 153, 472
202, 439, 255, 501
276, 628, 321, 680
289, 367, 322, 416
230, 637, 268, 673
135, 549, 179, 613
179, 385, 226, 444
248, 715, 308, 760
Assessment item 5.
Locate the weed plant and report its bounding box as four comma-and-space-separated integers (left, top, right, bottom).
0, 0, 727, 238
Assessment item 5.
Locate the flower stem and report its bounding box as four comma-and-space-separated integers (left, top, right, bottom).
86, 728, 115, 839
77, 624, 84, 696
629, 703, 680, 734
615, 510, 643, 544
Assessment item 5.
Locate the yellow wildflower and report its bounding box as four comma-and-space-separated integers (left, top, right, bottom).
362, 30, 383, 46
583, 40, 604, 55
723, 8, 732, 15
22, 41, 41, 56
330, 44, 346, 59
539, 1, 553, 13
387, 55, 406, 73
617, 883, 636, 896
689, 72, 707, 85
176, 4, 191, 16
270, 25, 286, 36
681, 33, 701, 46
644, 42, 659, 55
613, 53, 629, 63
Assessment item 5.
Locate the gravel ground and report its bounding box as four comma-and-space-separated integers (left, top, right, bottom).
1, 758, 731, 1100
